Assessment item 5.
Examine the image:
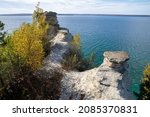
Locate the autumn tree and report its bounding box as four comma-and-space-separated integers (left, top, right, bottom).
10, 3, 49, 71
11, 23, 44, 71
0, 4, 63, 100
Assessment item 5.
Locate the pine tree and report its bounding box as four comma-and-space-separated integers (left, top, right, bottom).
0, 21, 6, 46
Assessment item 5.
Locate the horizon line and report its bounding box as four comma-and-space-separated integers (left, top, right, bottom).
0, 13, 150, 17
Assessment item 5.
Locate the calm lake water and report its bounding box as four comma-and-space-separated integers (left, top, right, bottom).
0, 15, 150, 94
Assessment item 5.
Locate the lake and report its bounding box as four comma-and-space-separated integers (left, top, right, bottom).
0, 15, 150, 94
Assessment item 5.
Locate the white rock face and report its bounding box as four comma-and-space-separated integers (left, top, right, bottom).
37, 29, 72, 77
38, 14, 133, 99
60, 60, 133, 100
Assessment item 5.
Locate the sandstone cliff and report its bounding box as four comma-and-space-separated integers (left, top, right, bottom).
38, 12, 133, 100
60, 51, 133, 100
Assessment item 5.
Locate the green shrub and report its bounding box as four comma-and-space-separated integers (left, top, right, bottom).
0, 4, 66, 100
62, 34, 95, 71
0, 5, 57, 99
0, 70, 63, 100
0, 25, 13, 88
0, 22, 46, 88
139, 65, 150, 100
0, 21, 6, 46
0, 4, 49, 84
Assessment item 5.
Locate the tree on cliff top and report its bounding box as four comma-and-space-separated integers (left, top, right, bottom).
11, 23, 45, 71
0, 5, 62, 99
33, 2, 49, 55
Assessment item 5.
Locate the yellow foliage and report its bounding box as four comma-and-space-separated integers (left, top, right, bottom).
33, 11, 48, 36
139, 64, 150, 99
11, 23, 44, 71
71, 34, 81, 49
143, 65, 150, 78
33, 4, 49, 49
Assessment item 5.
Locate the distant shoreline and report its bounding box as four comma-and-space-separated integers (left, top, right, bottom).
0, 13, 150, 17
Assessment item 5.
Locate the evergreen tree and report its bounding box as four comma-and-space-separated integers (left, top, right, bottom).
0, 21, 6, 46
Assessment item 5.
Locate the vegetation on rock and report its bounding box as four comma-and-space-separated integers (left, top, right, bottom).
0, 4, 62, 99
62, 34, 95, 71
33, 3, 50, 56
139, 65, 150, 100
11, 23, 44, 71
0, 4, 47, 87
0, 70, 62, 100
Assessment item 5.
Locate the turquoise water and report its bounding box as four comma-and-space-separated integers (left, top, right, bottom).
0, 15, 150, 93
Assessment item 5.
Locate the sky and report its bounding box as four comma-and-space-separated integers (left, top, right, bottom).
0, 0, 150, 15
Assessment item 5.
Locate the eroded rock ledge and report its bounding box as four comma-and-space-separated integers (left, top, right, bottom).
39, 11, 133, 100
60, 51, 133, 100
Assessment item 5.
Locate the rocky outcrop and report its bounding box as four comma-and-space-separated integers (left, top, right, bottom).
103, 51, 129, 72
60, 51, 133, 100
41, 33, 133, 99
39, 11, 133, 100
44, 11, 59, 39
36, 28, 72, 78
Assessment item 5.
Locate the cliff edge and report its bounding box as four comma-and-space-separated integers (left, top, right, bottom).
38, 11, 133, 100
60, 51, 133, 100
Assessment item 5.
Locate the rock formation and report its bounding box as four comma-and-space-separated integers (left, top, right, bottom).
103, 51, 129, 73
38, 11, 133, 100
60, 51, 133, 100
44, 11, 59, 39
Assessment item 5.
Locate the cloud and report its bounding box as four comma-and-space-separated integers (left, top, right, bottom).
0, 0, 150, 14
